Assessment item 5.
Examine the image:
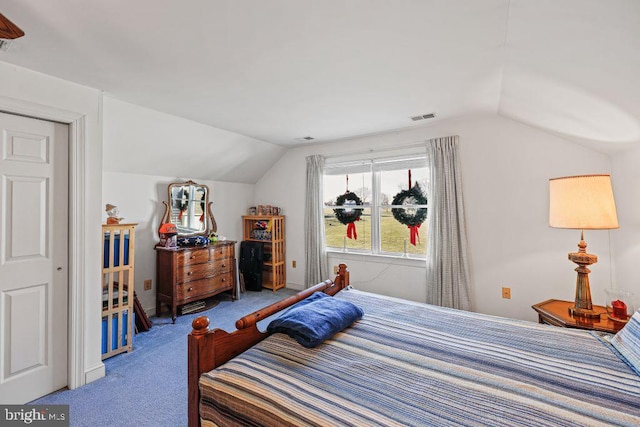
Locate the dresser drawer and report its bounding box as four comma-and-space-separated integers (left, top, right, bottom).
176, 261, 233, 284
210, 244, 233, 261
177, 249, 211, 265
177, 272, 234, 300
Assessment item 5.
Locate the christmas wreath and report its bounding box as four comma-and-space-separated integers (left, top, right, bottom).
392, 182, 427, 245
172, 188, 188, 211
334, 191, 363, 224
172, 188, 189, 220
333, 191, 363, 239
199, 192, 205, 222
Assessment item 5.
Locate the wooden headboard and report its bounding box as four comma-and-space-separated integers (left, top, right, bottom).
187, 263, 350, 427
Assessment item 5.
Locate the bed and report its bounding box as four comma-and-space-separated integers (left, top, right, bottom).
187, 264, 640, 426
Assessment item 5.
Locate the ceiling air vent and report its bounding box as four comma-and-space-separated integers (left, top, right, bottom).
410, 113, 436, 122
294, 136, 315, 142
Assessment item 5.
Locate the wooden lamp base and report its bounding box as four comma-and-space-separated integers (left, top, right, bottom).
567, 232, 600, 319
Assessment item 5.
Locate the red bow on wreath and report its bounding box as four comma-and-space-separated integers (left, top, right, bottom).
347, 218, 360, 240
408, 223, 421, 245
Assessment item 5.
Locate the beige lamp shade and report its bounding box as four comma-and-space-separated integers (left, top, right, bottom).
549, 174, 619, 229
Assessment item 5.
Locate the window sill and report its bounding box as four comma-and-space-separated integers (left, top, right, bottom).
326, 249, 426, 268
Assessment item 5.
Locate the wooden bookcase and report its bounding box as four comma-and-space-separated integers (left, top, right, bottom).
102, 223, 136, 359
242, 215, 286, 291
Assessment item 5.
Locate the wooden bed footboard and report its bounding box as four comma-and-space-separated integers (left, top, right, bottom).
187, 263, 350, 427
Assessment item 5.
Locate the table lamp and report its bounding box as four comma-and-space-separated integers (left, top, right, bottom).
549, 174, 619, 318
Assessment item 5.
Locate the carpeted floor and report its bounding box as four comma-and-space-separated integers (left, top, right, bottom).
31, 288, 296, 427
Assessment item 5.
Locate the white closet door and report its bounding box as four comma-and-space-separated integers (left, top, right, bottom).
0, 112, 69, 403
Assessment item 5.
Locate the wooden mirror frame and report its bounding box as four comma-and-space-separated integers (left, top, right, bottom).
160, 180, 217, 238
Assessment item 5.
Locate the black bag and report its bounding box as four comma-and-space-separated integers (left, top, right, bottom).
239, 241, 264, 291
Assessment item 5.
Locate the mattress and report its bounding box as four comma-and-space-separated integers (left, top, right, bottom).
199, 289, 640, 426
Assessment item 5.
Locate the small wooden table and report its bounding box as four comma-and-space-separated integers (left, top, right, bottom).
532, 299, 625, 334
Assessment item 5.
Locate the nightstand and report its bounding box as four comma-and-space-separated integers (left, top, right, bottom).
532, 299, 625, 334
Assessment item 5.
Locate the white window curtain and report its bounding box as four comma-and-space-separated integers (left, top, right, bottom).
426, 136, 472, 310
305, 154, 329, 287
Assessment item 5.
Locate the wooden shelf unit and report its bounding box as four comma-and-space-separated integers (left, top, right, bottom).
101, 223, 137, 359
242, 215, 286, 291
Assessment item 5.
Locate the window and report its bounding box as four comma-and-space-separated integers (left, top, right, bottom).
323, 153, 428, 258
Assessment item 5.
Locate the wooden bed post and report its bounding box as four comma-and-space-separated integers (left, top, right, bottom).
336, 263, 349, 290
188, 316, 214, 427
187, 263, 349, 427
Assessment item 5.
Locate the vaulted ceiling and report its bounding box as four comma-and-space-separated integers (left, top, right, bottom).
1, 0, 639, 152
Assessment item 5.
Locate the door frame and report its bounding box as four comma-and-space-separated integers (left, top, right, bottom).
0, 96, 88, 390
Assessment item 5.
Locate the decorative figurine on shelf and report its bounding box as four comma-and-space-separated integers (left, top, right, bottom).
158, 223, 178, 248
612, 300, 627, 319
604, 288, 635, 323
105, 204, 123, 224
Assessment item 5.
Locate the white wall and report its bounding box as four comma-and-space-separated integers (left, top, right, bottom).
610, 148, 640, 308
101, 97, 259, 314
102, 96, 285, 184
0, 61, 104, 386
102, 172, 253, 314
255, 114, 613, 321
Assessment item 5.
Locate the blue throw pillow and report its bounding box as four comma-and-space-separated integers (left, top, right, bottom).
267, 292, 364, 348
610, 308, 640, 375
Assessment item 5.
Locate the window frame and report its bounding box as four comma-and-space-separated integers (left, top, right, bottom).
323, 151, 428, 260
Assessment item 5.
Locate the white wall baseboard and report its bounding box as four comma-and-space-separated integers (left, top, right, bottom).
84, 363, 105, 385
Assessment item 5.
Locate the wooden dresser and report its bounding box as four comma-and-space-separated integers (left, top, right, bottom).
156, 241, 237, 323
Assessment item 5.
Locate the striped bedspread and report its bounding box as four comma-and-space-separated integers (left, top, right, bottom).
199, 289, 640, 426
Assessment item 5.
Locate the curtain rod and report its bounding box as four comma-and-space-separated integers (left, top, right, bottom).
322, 134, 457, 159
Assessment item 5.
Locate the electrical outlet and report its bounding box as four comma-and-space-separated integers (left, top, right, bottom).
144, 279, 152, 291
502, 287, 511, 299
292, 260, 297, 268
333, 265, 339, 275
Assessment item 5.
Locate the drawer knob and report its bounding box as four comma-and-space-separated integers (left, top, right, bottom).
188, 287, 193, 292
190, 255, 196, 259
221, 264, 226, 268
221, 278, 226, 282
187, 271, 193, 275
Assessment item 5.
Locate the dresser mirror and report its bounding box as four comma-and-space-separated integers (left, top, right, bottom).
160, 180, 217, 237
